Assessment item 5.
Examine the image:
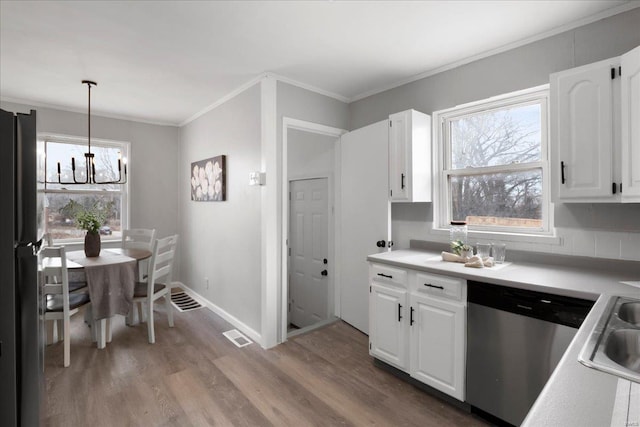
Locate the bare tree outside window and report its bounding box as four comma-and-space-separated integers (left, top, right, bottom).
442, 95, 548, 231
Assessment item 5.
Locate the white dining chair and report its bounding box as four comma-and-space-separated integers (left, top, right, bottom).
122, 228, 157, 251
132, 234, 178, 344
42, 233, 88, 294
40, 246, 91, 367
122, 228, 156, 323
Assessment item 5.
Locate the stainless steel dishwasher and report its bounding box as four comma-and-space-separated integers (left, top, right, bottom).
466, 281, 594, 426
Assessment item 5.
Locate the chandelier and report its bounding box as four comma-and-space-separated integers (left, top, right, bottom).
47, 80, 127, 185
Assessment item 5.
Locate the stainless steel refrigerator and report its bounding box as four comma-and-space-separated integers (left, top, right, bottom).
0, 108, 44, 427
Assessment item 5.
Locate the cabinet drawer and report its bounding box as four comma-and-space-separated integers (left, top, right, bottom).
370, 263, 408, 287
415, 272, 465, 301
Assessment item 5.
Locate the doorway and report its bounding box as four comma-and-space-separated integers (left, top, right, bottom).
282, 120, 346, 340
288, 178, 330, 332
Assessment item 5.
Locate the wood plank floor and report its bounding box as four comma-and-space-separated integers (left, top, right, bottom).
43, 305, 489, 426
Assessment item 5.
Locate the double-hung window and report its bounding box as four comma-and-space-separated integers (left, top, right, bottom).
435, 86, 551, 235
39, 135, 129, 243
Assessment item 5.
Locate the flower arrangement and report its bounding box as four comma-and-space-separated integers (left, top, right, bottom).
68, 201, 107, 234
74, 207, 106, 234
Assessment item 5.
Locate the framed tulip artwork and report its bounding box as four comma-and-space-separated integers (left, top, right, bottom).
191, 155, 226, 201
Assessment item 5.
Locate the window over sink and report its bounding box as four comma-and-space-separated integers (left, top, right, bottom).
38, 134, 129, 243
433, 86, 552, 236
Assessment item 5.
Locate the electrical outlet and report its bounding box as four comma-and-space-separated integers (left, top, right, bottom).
204, 277, 209, 290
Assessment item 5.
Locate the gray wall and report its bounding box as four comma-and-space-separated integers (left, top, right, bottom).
349, 8, 640, 253
287, 128, 337, 179
179, 84, 262, 333
277, 81, 350, 137
1, 100, 181, 246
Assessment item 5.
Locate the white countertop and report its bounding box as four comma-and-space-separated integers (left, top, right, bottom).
367, 249, 640, 426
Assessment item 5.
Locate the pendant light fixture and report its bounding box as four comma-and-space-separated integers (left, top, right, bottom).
47, 80, 127, 185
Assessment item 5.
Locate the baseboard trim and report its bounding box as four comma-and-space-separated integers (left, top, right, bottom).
171, 281, 264, 348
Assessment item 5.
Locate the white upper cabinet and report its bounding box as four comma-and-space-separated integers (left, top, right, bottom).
551, 45, 640, 203
551, 57, 618, 201
388, 110, 431, 202
621, 45, 640, 201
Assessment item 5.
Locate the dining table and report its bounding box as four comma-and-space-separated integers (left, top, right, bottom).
65, 247, 152, 349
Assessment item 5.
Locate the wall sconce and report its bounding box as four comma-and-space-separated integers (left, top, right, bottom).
249, 172, 266, 186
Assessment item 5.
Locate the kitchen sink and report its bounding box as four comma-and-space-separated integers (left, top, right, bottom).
579, 296, 640, 383
618, 302, 640, 326
604, 329, 640, 372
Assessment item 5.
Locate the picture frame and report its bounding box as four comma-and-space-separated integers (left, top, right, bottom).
190, 155, 226, 201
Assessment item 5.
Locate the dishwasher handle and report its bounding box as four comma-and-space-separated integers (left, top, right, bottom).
468, 280, 593, 328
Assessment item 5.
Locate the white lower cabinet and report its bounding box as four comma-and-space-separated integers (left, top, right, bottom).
409, 293, 465, 400
369, 263, 466, 401
369, 282, 408, 370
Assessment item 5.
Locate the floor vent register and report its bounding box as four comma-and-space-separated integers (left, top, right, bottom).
170, 292, 203, 312
223, 329, 253, 348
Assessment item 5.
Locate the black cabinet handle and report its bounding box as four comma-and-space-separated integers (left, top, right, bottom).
376, 240, 386, 248
561, 161, 566, 184
612, 182, 617, 194
377, 273, 392, 279
410, 307, 415, 326
424, 283, 444, 290
321, 270, 328, 276
401, 173, 405, 189
398, 303, 403, 321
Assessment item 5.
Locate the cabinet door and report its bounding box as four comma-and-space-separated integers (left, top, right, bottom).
409, 293, 465, 401
369, 282, 408, 370
389, 111, 410, 201
553, 59, 616, 200
621, 45, 640, 201
388, 110, 431, 203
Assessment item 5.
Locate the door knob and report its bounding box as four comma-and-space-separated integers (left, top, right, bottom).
321, 270, 328, 276
376, 240, 386, 248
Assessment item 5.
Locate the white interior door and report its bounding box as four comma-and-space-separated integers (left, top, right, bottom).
340, 120, 390, 334
289, 178, 329, 328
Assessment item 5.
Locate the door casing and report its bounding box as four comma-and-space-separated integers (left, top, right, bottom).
281, 118, 346, 343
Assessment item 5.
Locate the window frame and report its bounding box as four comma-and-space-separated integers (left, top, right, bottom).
39, 133, 130, 244
432, 85, 554, 238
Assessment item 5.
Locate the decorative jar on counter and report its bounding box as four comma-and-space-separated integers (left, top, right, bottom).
450, 221, 468, 255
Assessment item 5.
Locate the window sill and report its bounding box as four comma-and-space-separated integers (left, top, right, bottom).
429, 226, 561, 245
49, 237, 122, 246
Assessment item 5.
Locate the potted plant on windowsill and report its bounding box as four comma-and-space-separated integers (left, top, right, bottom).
75, 207, 106, 257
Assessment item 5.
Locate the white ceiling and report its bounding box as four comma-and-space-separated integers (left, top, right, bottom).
0, 1, 635, 126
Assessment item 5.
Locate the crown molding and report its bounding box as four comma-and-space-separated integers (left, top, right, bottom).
268, 72, 350, 103
350, 2, 640, 103
0, 96, 179, 127
179, 72, 349, 127
179, 75, 264, 126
